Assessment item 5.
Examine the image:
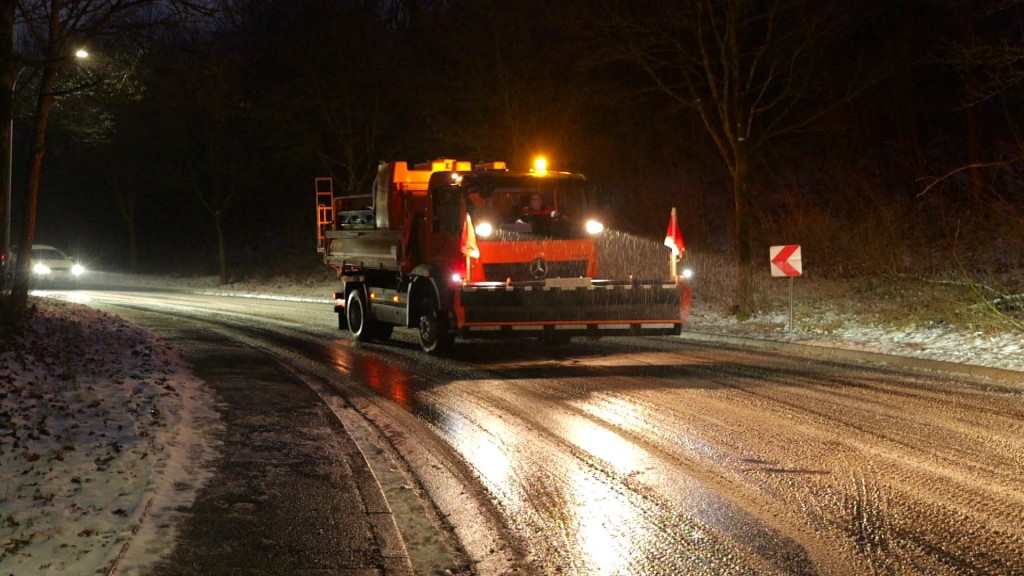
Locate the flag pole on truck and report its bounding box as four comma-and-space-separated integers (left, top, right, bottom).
665, 207, 685, 279
461, 213, 479, 282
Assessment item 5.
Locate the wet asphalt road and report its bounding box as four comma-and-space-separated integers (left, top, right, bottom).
58, 289, 1024, 575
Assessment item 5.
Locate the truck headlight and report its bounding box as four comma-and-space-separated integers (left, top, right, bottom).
681, 268, 694, 279
475, 221, 494, 238
33, 263, 51, 275
585, 219, 605, 235
71, 264, 86, 276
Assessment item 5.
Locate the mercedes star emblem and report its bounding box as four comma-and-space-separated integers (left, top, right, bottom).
529, 257, 548, 279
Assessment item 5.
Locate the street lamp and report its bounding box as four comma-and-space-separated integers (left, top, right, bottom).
2, 48, 89, 285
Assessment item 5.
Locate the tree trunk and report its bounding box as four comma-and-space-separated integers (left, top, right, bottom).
129, 205, 138, 274
957, 0, 986, 204
732, 141, 754, 319
6, 64, 56, 323
964, 105, 985, 203
215, 209, 227, 285
123, 190, 138, 274
896, 4, 924, 197
113, 169, 139, 273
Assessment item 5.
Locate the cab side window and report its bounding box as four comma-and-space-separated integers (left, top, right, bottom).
432, 187, 461, 233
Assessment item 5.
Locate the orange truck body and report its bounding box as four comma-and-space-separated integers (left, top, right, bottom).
316, 159, 688, 353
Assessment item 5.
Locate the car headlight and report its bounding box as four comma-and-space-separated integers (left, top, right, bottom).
474, 221, 494, 238
681, 268, 694, 279
585, 219, 605, 235
71, 264, 86, 276
33, 263, 51, 275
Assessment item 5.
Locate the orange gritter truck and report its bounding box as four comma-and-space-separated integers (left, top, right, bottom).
316, 158, 689, 354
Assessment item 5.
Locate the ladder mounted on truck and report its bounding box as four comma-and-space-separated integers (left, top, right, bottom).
315, 177, 334, 252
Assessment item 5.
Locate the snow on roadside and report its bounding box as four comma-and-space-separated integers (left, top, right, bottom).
0, 298, 221, 576
686, 308, 1022, 374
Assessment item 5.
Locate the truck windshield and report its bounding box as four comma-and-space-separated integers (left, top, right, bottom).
465, 177, 601, 239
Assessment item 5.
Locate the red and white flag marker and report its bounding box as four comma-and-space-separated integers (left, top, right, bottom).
461, 214, 480, 282
664, 207, 685, 278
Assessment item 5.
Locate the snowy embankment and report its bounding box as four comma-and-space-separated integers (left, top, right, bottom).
0, 298, 220, 576
688, 308, 1023, 374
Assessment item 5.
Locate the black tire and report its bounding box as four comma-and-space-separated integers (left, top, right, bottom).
417, 296, 454, 355
347, 289, 377, 342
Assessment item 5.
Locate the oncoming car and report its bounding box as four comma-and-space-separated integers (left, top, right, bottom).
7, 244, 87, 283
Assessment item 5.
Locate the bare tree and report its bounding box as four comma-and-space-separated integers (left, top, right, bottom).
587, 0, 877, 317
110, 163, 139, 271
191, 130, 246, 286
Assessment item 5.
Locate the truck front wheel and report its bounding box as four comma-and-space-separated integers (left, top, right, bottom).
347, 289, 377, 342
418, 297, 454, 355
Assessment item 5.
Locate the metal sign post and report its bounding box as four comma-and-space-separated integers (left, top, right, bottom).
789, 276, 794, 332
770, 245, 802, 332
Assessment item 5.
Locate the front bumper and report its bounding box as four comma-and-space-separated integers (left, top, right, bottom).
457, 279, 689, 338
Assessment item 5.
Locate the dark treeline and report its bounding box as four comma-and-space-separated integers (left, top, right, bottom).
25, 0, 1024, 287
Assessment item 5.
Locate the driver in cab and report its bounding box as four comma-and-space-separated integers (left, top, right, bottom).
519, 193, 555, 222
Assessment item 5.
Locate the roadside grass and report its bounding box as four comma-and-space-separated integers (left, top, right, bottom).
685, 252, 1024, 336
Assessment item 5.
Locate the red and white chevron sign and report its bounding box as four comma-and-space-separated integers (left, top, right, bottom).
770, 245, 802, 277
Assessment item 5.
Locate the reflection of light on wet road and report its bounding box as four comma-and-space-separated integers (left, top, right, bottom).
435, 394, 514, 487
327, 345, 415, 409
30, 290, 93, 304
318, 342, 788, 574
567, 409, 644, 475
505, 397, 766, 575
567, 444, 648, 575
573, 472, 635, 574
461, 414, 512, 488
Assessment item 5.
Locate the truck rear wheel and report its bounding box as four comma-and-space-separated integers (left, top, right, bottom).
347, 289, 378, 342
418, 297, 453, 355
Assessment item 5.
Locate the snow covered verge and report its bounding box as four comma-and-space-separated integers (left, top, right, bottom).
687, 307, 1022, 374
0, 297, 221, 576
